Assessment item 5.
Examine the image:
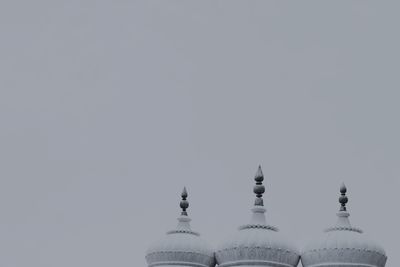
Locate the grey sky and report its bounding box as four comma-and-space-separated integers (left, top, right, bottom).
0, 1, 399, 267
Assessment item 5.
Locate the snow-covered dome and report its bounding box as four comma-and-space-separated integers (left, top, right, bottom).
301, 183, 387, 267
215, 166, 300, 267
145, 188, 215, 267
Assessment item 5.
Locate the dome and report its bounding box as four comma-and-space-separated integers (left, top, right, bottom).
301, 183, 387, 267
215, 166, 300, 267
145, 188, 215, 267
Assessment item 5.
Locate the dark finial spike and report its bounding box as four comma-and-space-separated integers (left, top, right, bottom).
255, 165, 264, 182
182, 187, 188, 198
253, 165, 265, 206
339, 182, 348, 211
180, 187, 189, 216
340, 183, 347, 194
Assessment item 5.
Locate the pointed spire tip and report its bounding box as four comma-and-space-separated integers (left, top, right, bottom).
182, 187, 188, 198
255, 165, 264, 182
340, 182, 347, 194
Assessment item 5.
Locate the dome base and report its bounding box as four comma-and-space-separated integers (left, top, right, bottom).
217, 259, 295, 267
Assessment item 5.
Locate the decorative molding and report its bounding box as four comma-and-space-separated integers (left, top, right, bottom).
301, 247, 387, 267
238, 224, 278, 231
302, 247, 387, 258
148, 261, 211, 267
146, 251, 215, 267
216, 246, 300, 267
305, 263, 383, 267
217, 259, 294, 267
166, 230, 200, 236
324, 226, 363, 233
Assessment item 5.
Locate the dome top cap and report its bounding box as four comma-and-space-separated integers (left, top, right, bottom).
253, 165, 265, 206
239, 165, 278, 231
339, 182, 348, 211
180, 186, 189, 216
167, 187, 199, 236
325, 183, 363, 233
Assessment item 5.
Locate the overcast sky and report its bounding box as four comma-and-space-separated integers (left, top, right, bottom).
0, 1, 399, 267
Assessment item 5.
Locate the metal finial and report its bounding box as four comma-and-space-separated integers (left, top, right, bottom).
180, 187, 189, 216
339, 182, 348, 211
253, 165, 265, 206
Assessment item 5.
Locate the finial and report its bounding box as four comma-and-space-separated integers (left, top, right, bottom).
339, 182, 348, 211
180, 187, 189, 216
253, 165, 265, 206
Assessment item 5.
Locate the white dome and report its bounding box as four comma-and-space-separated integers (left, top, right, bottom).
215, 167, 300, 267
301, 184, 387, 267
146, 216, 215, 267
216, 207, 300, 267
145, 188, 215, 267
302, 229, 386, 267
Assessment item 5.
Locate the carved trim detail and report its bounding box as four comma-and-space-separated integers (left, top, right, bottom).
146, 251, 215, 267
218, 259, 293, 267
324, 227, 363, 233
216, 246, 300, 267
238, 224, 279, 231
301, 247, 387, 267
166, 230, 200, 236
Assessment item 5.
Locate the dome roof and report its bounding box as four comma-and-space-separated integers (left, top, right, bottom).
215, 166, 300, 267
145, 188, 215, 267
301, 183, 387, 267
